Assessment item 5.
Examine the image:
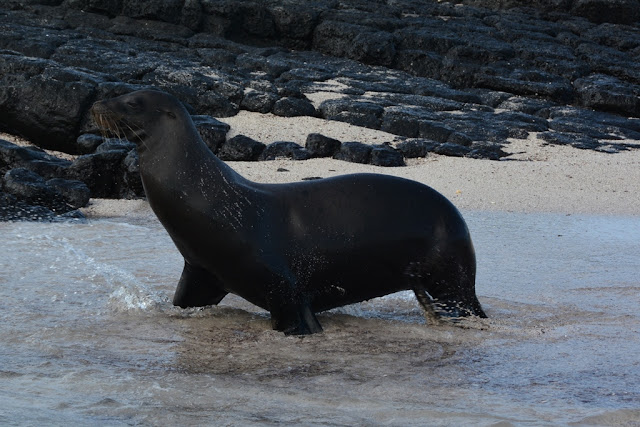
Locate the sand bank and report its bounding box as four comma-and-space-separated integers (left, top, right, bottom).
83, 111, 640, 218
4, 112, 638, 218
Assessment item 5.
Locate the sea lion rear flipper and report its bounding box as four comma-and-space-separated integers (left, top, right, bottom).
172, 261, 228, 308
413, 286, 441, 325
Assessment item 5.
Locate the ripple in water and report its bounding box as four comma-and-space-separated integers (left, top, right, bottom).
0, 213, 638, 425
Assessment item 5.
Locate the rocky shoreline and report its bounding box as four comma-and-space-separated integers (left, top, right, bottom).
1, 0, 639, 220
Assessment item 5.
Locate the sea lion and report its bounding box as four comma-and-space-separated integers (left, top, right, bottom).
92, 89, 486, 335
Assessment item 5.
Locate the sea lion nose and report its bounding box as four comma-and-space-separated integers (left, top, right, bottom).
90, 100, 108, 115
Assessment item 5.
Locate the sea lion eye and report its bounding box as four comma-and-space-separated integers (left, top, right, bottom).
155, 109, 176, 119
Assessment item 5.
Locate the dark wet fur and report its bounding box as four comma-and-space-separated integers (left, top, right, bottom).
91, 90, 487, 334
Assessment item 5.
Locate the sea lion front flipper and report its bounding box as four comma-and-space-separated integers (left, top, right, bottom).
270, 300, 323, 335
172, 261, 228, 308
265, 275, 323, 335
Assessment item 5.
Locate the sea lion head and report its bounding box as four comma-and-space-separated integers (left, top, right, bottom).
91, 89, 187, 152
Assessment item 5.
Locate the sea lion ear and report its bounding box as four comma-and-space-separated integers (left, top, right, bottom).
166, 111, 177, 119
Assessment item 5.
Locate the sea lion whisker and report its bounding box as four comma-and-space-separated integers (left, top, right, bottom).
108, 118, 125, 141
94, 113, 116, 140
92, 108, 141, 144
114, 120, 124, 141
99, 116, 111, 140
92, 111, 103, 133
102, 117, 113, 139
123, 122, 145, 144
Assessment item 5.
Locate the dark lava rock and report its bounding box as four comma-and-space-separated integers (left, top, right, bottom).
3, 168, 54, 203
119, 0, 188, 26
396, 139, 440, 158
447, 132, 474, 147
192, 115, 230, 153
319, 99, 384, 129
279, 67, 333, 82
95, 139, 136, 153
46, 178, 91, 209
472, 63, 575, 99
380, 93, 464, 112
121, 149, 144, 198
333, 141, 373, 164
548, 106, 640, 140
434, 143, 472, 157
418, 121, 454, 143
393, 50, 442, 80
76, 133, 106, 154
571, 0, 640, 25
272, 96, 317, 117
142, 68, 241, 117
381, 106, 435, 138
0, 56, 99, 154
574, 74, 640, 117
290, 149, 313, 161
218, 135, 266, 161
66, 151, 130, 198
270, 4, 319, 47
259, 141, 312, 160
468, 142, 510, 160
0, 138, 67, 170
538, 131, 601, 150
0, 139, 71, 180
1, 0, 639, 169
236, 54, 289, 77
370, 145, 405, 167
497, 96, 554, 118
0, 190, 74, 222
0, 139, 40, 168
312, 21, 396, 67
3, 168, 71, 213
240, 89, 279, 114
437, 109, 548, 146
305, 133, 342, 157
21, 158, 71, 181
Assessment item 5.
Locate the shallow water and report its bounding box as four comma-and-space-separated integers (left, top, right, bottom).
1, 211, 639, 426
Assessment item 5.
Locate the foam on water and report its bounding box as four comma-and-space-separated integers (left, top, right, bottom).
1, 212, 639, 425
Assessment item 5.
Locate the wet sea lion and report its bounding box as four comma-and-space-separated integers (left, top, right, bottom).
92, 89, 486, 335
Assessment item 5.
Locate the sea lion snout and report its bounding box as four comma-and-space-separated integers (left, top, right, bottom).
91, 96, 149, 145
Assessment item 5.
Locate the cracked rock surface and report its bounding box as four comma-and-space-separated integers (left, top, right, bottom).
0, 0, 638, 218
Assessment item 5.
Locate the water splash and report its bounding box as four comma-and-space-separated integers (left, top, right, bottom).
27, 229, 172, 313
108, 284, 170, 312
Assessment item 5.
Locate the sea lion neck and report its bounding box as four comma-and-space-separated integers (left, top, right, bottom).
139, 116, 248, 203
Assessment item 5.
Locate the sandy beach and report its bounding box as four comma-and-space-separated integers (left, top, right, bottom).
76, 111, 640, 219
